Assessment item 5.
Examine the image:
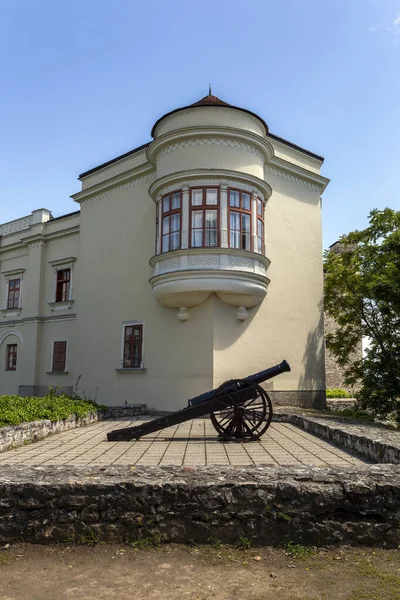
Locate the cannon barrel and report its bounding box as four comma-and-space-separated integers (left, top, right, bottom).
187, 359, 290, 407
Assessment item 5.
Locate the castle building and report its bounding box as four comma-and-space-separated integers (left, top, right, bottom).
0, 93, 329, 409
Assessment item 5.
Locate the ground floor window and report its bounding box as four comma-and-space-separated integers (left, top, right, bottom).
5, 344, 17, 371
52, 341, 67, 372
123, 323, 143, 368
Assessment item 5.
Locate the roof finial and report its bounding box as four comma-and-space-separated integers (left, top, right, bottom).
209, 83, 212, 96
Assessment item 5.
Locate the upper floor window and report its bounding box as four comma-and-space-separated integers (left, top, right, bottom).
190, 187, 219, 248
56, 269, 70, 302
7, 279, 20, 309
257, 198, 265, 254
5, 344, 17, 371
161, 191, 181, 253
52, 341, 67, 372
228, 189, 252, 251
123, 323, 143, 368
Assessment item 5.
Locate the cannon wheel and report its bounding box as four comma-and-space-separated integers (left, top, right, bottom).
210, 379, 273, 442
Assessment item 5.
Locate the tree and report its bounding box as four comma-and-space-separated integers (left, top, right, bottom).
324, 208, 400, 424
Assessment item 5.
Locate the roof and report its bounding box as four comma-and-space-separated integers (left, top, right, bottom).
151, 93, 269, 137
78, 94, 324, 179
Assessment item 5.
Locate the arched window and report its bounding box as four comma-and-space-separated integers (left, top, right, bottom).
161, 191, 181, 253
256, 198, 265, 254
190, 187, 219, 248
228, 189, 252, 251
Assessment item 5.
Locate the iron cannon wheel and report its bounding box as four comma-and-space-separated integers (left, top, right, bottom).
210, 379, 273, 442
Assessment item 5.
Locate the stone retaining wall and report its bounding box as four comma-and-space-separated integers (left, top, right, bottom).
103, 405, 147, 419
0, 465, 399, 547
274, 412, 400, 464
0, 412, 101, 453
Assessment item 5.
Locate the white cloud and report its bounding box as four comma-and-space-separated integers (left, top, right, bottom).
369, 12, 400, 45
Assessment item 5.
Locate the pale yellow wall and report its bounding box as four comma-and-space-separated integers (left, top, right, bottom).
80, 149, 149, 190
213, 175, 325, 391
74, 181, 214, 410
268, 137, 322, 174
156, 145, 265, 180
155, 107, 266, 139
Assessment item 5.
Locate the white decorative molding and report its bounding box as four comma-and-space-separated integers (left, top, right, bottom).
27, 240, 46, 249
0, 329, 24, 346
0, 216, 33, 237
48, 300, 74, 312
0, 248, 28, 260
80, 173, 155, 207
156, 138, 264, 162
264, 165, 323, 192
177, 307, 189, 322
46, 234, 79, 246
237, 306, 249, 321
1, 308, 22, 318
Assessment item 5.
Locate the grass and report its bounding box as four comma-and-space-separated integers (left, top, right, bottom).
0, 392, 106, 427
283, 541, 317, 558
326, 388, 352, 398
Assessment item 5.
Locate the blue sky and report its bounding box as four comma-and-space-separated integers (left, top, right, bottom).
1, 0, 399, 248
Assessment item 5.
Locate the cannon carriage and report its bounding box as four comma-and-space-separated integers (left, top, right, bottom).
107, 360, 290, 443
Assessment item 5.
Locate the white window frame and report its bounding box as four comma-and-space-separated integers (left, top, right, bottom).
48, 339, 69, 374
48, 257, 76, 311
119, 320, 145, 370
1, 268, 25, 317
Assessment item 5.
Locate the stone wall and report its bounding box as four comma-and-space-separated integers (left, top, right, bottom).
0, 412, 101, 453
0, 465, 399, 547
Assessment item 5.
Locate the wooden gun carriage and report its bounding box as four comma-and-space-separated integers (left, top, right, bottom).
107, 360, 290, 443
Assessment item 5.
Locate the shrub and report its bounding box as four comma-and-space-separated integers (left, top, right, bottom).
326, 388, 351, 398
0, 393, 106, 427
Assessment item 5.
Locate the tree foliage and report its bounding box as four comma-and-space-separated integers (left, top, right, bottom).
324, 208, 400, 424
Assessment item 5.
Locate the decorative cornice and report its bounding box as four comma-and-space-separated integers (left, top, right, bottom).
78, 172, 155, 207
0, 248, 28, 260
156, 138, 265, 162
149, 169, 272, 203
46, 233, 79, 246
265, 164, 329, 192
0, 314, 77, 326
147, 127, 274, 166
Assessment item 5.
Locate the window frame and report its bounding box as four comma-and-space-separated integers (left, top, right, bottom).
161, 190, 182, 254
7, 278, 21, 309
189, 186, 220, 249
55, 268, 71, 303
228, 188, 253, 252
120, 321, 145, 370
5, 343, 17, 371
51, 340, 68, 373
256, 198, 265, 254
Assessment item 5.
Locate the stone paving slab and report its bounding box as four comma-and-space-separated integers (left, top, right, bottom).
0, 417, 368, 468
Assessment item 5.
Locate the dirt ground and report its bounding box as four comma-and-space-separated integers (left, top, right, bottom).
0, 543, 399, 600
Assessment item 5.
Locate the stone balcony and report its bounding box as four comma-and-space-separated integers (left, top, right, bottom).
149, 247, 270, 321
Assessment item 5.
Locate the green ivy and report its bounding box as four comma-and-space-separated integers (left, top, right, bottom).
0, 393, 106, 427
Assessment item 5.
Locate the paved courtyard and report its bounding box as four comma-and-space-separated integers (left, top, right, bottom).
0, 417, 368, 467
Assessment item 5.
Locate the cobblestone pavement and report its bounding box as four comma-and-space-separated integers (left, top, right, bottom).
0, 418, 368, 467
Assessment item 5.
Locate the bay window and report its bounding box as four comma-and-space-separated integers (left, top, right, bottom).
161, 191, 181, 253
257, 198, 265, 254
228, 189, 252, 251
190, 187, 219, 248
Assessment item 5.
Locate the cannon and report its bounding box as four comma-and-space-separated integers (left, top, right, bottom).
107, 359, 290, 443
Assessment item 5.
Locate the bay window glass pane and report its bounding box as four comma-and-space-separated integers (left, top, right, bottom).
206, 188, 218, 205
229, 190, 240, 207
192, 189, 203, 205
125, 327, 133, 340
242, 213, 251, 233
171, 213, 180, 233
257, 199, 263, 216
230, 211, 240, 231
258, 219, 263, 238
205, 210, 218, 246
171, 192, 181, 210
192, 210, 203, 229
230, 231, 240, 248
162, 216, 170, 234
242, 193, 251, 210
171, 232, 180, 250
192, 230, 203, 247
163, 196, 170, 213
162, 235, 170, 253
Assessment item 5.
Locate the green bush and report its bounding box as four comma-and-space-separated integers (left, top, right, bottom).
326, 388, 351, 398
0, 393, 106, 428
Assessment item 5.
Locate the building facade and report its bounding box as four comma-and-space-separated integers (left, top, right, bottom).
0, 94, 329, 410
